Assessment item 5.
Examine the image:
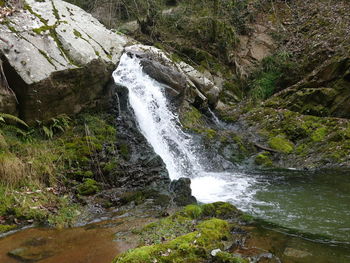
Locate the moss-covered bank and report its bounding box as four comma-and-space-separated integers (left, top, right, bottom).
113, 202, 248, 263
0, 111, 118, 229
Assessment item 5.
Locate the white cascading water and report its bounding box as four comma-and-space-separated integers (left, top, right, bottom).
113, 53, 256, 206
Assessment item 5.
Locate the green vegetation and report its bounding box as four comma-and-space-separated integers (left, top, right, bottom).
0, 112, 117, 229
248, 52, 297, 100
268, 135, 294, 154
77, 178, 99, 196
255, 152, 273, 167
180, 106, 203, 130
114, 203, 247, 263
246, 107, 350, 165
0, 224, 16, 233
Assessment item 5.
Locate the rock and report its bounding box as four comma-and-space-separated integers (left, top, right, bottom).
0, 0, 129, 122
170, 177, 197, 206
108, 84, 171, 192
117, 21, 139, 34
283, 247, 312, 258
0, 86, 17, 115
140, 58, 187, 96
211, 248, 222, 256
8, 247, 54, 262
249, 42, 271, 61
125, 44, 213, 109
178, 61, 220, 107
267, 57, 350, 118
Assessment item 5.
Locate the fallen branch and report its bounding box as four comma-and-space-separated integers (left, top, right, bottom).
254, 142, 280, 153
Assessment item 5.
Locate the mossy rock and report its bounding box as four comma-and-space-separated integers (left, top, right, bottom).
268, 135, 294, 153
311, 127, 327, 142
201, 202, 240, 219
214, 251, 248, 263
113, 218, 231, 263
255, 152, 273, 167
77, 179, 99, 196
120, 190, 171, 207
182, 204, 203, 219
180, 106, 204, 130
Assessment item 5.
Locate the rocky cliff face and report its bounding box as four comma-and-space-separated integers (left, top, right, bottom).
0, 0, 129, 122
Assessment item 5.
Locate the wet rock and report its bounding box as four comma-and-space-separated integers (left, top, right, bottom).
170, 177, 197, 206
125, 44, 214, 109
8, 247, 54, 262
108, 84, 171, 192
140, 58, 187, 95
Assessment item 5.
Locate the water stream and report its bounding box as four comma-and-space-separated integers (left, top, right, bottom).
113, 53, 350, 246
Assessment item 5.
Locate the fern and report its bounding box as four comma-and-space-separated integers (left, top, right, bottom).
0, 113, 28, 127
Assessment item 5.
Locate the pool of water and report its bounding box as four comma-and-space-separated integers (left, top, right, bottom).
191, 169, 350, 244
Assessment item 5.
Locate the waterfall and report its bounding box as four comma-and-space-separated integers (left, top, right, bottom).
113, 52, 350, 243
112, 52, 256, 207
113, 53, 201, 180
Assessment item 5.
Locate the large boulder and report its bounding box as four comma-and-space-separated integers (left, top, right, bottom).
0, 0, 129, 122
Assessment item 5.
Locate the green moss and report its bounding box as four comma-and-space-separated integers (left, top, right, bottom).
47, 197, 80, 228
120, 191, 146, 205
181, 106, 203, 130
73, 29, 82, 38
24, 4, 49, 24
0, 112, 117, 226
32, 25, 56, 34
201, 202, 240, 219
114, 218, 230, 263
103, 160, 118, 173
192, 128, 217, 139
77, 179, 99, 196
0, 224, 16, 233
215, 251, 248, 263
51, 0, 60, 20
182, 204, 203, 219
255, 152, 273, 167
311, 127, 327, 142
268, 135, 294, 153
239, 213, 254, 223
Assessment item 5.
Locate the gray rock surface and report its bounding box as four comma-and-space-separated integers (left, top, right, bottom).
0, 0, 130, 121
125, 44, 219, 109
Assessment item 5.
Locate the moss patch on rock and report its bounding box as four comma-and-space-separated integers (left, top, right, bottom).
77, 179, 99, 196
243, 106, 350, 167
255, 152, 273, 167
268, 135, 294, 153
113, 203, 248, 263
